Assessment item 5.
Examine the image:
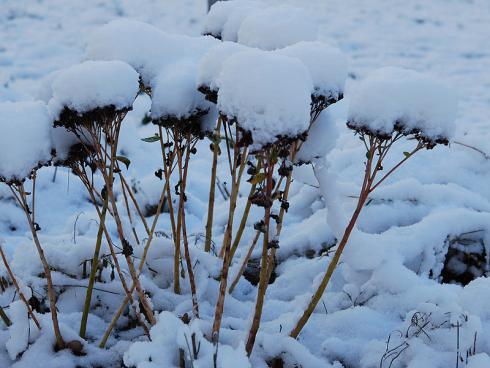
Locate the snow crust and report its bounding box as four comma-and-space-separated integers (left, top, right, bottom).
47, 60, 140, 119
0, 101, 52, 182
217, 50, 313, 147
237, 6, 318, 50
348, 67, 457, 141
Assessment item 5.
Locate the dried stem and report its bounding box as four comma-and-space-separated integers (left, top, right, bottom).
99, 170, 169, 348
212, 121, 242, 345
177, 134, 200, 318
228, 230, 261, 294
205, 117, 222, 253
245, 154, 275, 356
289, 136, 425, 338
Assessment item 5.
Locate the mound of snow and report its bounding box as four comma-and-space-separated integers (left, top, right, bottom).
0, 101, 52, 182
347, 67, 457, 141
203, 0, 264, 39
197, 41, 250, 93
217, 50, 313, 147
277, 41, 348, 100
237, 6, 318, 50
296, 109, 339, 163
151, 60, 211, 121
48, 60, 140, 119
87, 19, 218, 86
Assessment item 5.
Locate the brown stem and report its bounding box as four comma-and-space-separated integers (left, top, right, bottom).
99, 176, 168, 348
228, 230, 261, 294
78, 171, 150, 337
211, 122, 241, 345
99, 126, 156, 325
0, 245, 40, 329
119, 172, 141, 245
205, 117, 222, 253
178, 137, 200, 318
245, 157, 275, 356
289, 137, 422, 338
119, 174, 151, 236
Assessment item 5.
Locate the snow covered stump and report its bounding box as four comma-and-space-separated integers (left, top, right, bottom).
290, 67, 457, 339
48, 60, 157, 339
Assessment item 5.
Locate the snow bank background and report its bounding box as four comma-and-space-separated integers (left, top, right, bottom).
1, 0, 490, 367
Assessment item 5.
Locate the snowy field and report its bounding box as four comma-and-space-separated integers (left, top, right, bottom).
1, 0, 490, 367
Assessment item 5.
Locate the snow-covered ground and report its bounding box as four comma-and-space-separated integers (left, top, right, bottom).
1, 0, 490, 367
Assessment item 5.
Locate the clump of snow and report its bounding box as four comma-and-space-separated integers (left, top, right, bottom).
124, 311, 251, 368
202, 0, 264, 40
197, 41, 250, 94
0, 101, 53, 182
86, 19, 219, 86
47, 60, 140, 119
217, 50, 313, 147
5, 301, 34, 360
277, 41, 348, 100
347, 67, 457, 142
50, 127, 80, 164
296, 109, 339, 163
151, 60, 211, 121
237, 6, 318, 50
220, 2, 264, 42
467, 354, 490, 368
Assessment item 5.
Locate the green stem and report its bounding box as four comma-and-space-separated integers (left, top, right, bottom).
79, 197, 108, 339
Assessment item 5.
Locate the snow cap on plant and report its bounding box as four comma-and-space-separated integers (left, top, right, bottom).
48, 60, 140, 129
217, 50, 313, 149
347, 67, 457, 146
202, 0, 264, 40
237, 5, 318, 51
150, 60, 212, 137
50, 127, 96, 171
276, 41, 348, 107
86, 19, 219, 88
197, 41, 250, 103
0, 101, 53, 184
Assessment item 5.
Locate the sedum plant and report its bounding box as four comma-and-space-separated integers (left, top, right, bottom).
290, 66, 457, 338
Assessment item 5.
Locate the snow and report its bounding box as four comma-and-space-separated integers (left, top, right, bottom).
0, 101, 52, 182
296, 109, 339, 164
151, 60, 211, 121
86, 19, 219, 86
347, 66, 458, 141
217, 50, 313, 147
47, 60, 140, 119
197, 41, 250, 93
276, 41, 348, 100
202, 0, 264, 39
1, 0, 490, 367
237, 6, 318, 50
